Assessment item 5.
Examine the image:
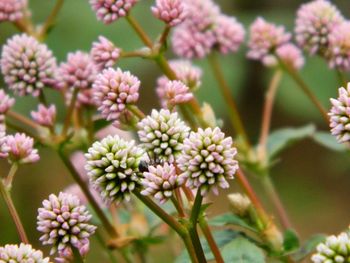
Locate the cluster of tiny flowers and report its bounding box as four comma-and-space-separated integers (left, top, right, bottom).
311, 232, 350, 263
37, 192, 96, 258
0, 243, 49, 263
327, 22, 350, 71
213, 15, 245, 54
0, 132, 10, 158
91, 36, 121, 69
2, 133, 39, 164
0, 34, 57, 96
85, 135, 143, 203
329, 83, 350, 143
151, 0, 187, 27
178, 127, 238, 196
93, 67, 140, 125
0, 0, 27, 22
31, 104, 56, 128
276, 43, 305, 70
156, 80, 193, 108
172, 0, 244, 58
0, 89, 15, 114
295, 0, 344, 56
89, 0, 138, 24
247, 17, 291, 67
137, 109, 190, 162
156, 60, 202, 96
57, 51, 98, 90
141, 163, 185, 204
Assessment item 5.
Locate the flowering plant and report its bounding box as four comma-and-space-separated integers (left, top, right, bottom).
0, 0, 349, 262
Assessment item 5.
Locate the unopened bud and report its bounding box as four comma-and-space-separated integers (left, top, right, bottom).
227, 193, 251, 217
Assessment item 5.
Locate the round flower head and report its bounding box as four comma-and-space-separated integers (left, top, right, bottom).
156, 80, 193, 108
92, 68, 140, 125
5, 133, 39, 164
178, 127, 238, 196
247, 17, 291, 66
89, 0, 138, 24
276, 43, 305, 70
329, 83, 350, 143
0, 0, 27, 22
213, 15, 245, 54
65, 87, 97, 109
171, 0, 220, 58
141, 163, 184, 204
0, 131, 10, 158
327, 21, 350, 71
295, 0, 344, 55
91, 36, 121, 69
37, 192, 97, 258
137, 109, 190, 162
0, 89, 15, 114
0, 243, 49, 263
311, 232, 350, 263
31, 104, 56, 128
156, 60, 202, 95
1, 34, 57, 97
85, 135, 144, 203
57, 51, 97, 90
151, 0, 187, 27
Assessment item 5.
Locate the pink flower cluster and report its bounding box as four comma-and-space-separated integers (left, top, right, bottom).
0, 89, 15, 114
247, 17, 304, 70
151, 0, 187, 27
172, 0, 244, 58
157, 80, 193, 108
31, 104, 56, 128
91, 36, 121, 69
0, 0, 27, 22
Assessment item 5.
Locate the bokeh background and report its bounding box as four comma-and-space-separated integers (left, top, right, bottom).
0, 0, 350, 262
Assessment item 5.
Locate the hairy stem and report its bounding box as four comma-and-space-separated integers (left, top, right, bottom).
58, 149, 119, 238
199, 217, 224, 263
261, 174, 292, 230
258, 70, 283, 159
39, 0, 64, 39
0, 177, 28, 243
208, 53, 250, 146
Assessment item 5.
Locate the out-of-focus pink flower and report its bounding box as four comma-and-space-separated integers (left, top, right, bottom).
64, 184, 105, 208
92, 68, 140, 125
213, 15, 245, 54
327, 21, 350, 71
0, 89, 15, 114
89, 0, 138, 24
57, 51, 98, 90
31, 104, 56, 128
295, 0, 344, 55
156, 80, 193, 108
151, 0, 187, 27
247, 17, 291, 67
0, 0, 28, 22
91, 36, 121, 69
5, 133, 39, 164
276, 43, 304, 70
1, 34, 57, 96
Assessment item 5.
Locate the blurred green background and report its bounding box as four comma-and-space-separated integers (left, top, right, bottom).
1, 0, 350, 262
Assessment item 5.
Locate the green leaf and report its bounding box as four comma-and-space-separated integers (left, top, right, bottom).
283, 229, 300, 252
175, 230, 241, 263
221, 237, 266, 263
267, 124, 316, 159
209, 213, 258, 233
312, 132, 347, 152
293, 234, 326, 261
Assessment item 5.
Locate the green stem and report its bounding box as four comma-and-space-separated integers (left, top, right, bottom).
95, 231, 119, 263
58, 149, 119, 238
71, 246, 85, 263
199, 217, 224, 263
62, 88, 79, 137
4, 163, 19, 190
281, 62, 328, 123
128, 105, 146, 119
170, 195, 185, 218
208, 52, 250, 146
7, 111, 40, 130
39, 0, 64, 40
261, 174, 292, 230
0, 179, 29, 243
126, 15, 153, 48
